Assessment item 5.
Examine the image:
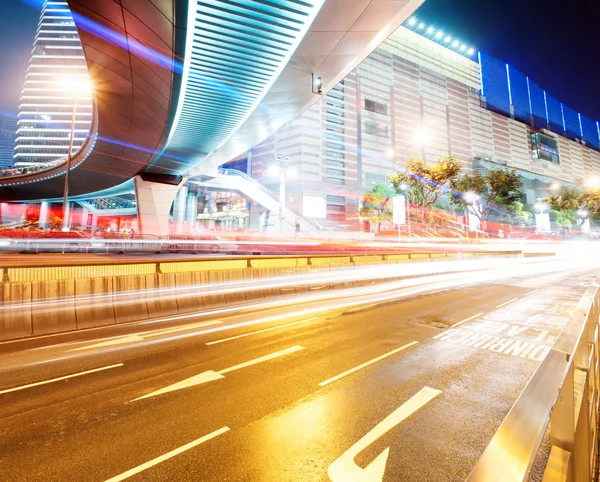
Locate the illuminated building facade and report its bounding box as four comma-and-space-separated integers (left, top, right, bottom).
250, 23, 600, 229
14, 0, 92, 167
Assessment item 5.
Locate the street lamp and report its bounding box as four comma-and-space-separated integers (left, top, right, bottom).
586, 176, 600, 189
464, 191, 480, 239
57, 76, 92, 231
269, 155, 294, 236
398, 182, 411, 237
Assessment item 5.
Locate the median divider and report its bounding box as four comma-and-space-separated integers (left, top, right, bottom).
0, 250, 531, 341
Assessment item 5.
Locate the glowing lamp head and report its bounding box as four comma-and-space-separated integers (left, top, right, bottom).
385, 148, 395, 159
427, 27, 434, 35
418, 23, 425, 29
399, 183, 408, 192
414, 128, 428, 144
586, 176, 600, 189
464, 192, 477, 204
467, 48, 475, 56
452, 40, 459, 48
445, 36, 452, 43
459, 45, 467, 52
535, 202, 547, 213
268, 164, 281, 177
408, 18, 417, 26
435, 31, 443, 39
58, 76, 92, 96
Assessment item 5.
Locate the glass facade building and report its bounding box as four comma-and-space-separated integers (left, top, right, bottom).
14, 0, 92, 167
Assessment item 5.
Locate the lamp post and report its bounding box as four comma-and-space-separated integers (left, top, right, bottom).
464, 191, 480, 240
387, 128, 428, 238
268, 155, 295, 236
399, 182, 411, 237
58, 76, 91, 232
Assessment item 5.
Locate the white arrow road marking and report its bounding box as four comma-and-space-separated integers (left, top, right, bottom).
319, 342, 418, 387
69, 320, 223, 351
104, 426, 230, 482
328, 386, 442, 482
132, 345, 305, 401
0, 363, 124, 396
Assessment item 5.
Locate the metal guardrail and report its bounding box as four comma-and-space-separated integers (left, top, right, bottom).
468, 276, 600, 481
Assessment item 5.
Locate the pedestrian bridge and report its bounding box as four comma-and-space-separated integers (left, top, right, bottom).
0, 0, 423, 202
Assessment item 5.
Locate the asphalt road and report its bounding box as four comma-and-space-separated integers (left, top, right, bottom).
0, 255, 596, 481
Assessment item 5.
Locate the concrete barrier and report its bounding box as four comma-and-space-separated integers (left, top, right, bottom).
0, 250, 530, 341
0, 282, 32, 339
75, 277, 115, 328
31, 279, 76, 335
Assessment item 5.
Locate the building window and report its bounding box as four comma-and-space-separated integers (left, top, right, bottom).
531, 133, 560, 164
326, 142, 344, 151
327, 177, 345, 185
365, 99, 388, 115
327, 204, 345, 212
326, 160, 345, 168
327, 195, 345, 203
365, 172, 388, 187
326, 151, 345, 159
365, 120, 388, 138
327, 125, 344, 134
327, 213, 345, 221
326, 168, 345, 177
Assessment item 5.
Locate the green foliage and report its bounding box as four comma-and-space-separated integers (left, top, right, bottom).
389, 154, 462, 222
544, 188, 583, 228
449, 168, 523, 221
360, 183, 396, 229
509, 201, 532, 223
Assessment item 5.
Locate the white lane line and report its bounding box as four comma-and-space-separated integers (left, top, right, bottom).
104, 427, 230, 482
0, 363, 124, 395
69, 336, 144, 352
496, 297, 519, 308
219, 345, 305, 374
132, 345, 305, 401
205, 318, 317, 345
143, 320, 222, 338
319, 342, 417, 387
525, 289, 540, 296
451, 312, 484, 329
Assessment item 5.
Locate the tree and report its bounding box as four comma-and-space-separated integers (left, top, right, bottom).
389, 154, 462, 224
449, 168, 523, 225
544, 188, 583, 228
359, 183, 396, 232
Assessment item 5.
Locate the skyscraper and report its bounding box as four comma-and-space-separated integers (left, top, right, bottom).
0, 114, 17, 169
14, 0, 92, 167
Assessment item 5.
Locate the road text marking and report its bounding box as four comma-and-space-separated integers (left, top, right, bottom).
451, 312, 484, 328
319, 342, 417, 387
0, 363, 124, 395
328, 386, 441, 482
496, 297, 519, 308
206, 318, 317, 345
104, 427, 229, 482
133, 346, 304, 401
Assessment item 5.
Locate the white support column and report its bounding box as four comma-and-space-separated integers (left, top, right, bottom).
80, 208, 88, 230
173, 185, 188, 234
134, 175, 184, 236
185, 189, 198, 230
39, 201, 50, 230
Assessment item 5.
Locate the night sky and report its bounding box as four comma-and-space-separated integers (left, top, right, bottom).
0, 0, 599, 120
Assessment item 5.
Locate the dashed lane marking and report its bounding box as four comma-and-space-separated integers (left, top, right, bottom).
496, 297, 519, 308
205, 317, 318, 345
319, 342, 418, 387
104, 427, 230, 482
451, 312, 484, 329
0, 363, 124, 395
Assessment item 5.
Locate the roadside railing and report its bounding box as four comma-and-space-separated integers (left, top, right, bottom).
468, 276, 600, 481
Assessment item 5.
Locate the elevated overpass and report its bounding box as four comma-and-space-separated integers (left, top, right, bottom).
0, 0, 423, 233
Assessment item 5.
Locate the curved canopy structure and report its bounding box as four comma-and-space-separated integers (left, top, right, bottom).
0, 0, 423, 201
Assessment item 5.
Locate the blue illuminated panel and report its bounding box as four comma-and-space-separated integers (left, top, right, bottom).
562, 104, 580, 140
528, 81, 547, 129
508, 67, 530, 124
480, 53, 510, 115
545, 94, 563, 134
581, 115, 600, 149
